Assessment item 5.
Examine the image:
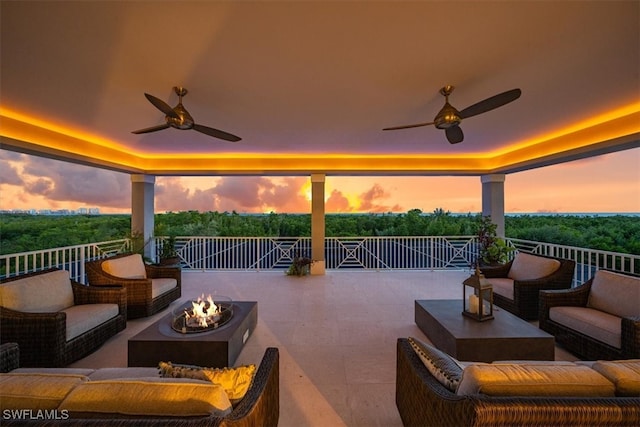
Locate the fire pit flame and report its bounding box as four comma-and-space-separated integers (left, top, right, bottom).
186, 294, 220, 328
171, 295, 233, 334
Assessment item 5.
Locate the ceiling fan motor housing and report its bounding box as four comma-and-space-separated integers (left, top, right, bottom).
434, 102, 461, 129
166, 104, 195, 129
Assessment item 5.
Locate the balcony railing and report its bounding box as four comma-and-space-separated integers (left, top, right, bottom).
2, 236, 638, 286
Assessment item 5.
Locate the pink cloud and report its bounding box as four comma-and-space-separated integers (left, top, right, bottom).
326, 189, 352, 212
357, 183, 402, 213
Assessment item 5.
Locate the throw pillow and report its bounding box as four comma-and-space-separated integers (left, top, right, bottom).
0, 270, 75, 313
407, 337, 464, 392
101, 254, 147, 279
508, 252, 560, 281
587, 270, 640, 318
158, 361, 256, 403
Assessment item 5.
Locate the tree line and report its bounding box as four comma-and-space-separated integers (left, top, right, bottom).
1, 209, 638, 255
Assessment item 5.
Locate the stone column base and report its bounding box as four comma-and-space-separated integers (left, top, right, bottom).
310, 260, 326, 275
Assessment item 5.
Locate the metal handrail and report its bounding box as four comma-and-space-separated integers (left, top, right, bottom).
2, 236, 638, 285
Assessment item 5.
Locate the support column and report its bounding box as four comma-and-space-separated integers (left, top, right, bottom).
481, 174, 505, 237
131, 174, 155, 261
310, 173, 326, 275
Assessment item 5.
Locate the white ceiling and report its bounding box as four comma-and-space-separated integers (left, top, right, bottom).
1, 1, 639, 175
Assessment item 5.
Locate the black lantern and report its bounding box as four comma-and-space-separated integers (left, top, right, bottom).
462, 271, 494, 321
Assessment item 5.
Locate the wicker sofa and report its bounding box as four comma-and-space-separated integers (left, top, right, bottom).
540, 269, 640, 360
396, 338, 640, 427
85, 253, 181, 319
480, 252, 575, 320
0, 342, 280, 426
0, 269, 126, 368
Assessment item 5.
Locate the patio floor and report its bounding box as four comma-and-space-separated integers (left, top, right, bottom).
69, 269, 578, 427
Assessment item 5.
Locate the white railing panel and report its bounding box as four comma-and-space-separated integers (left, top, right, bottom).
3, 236, 637, 286
0, 239, 129, 283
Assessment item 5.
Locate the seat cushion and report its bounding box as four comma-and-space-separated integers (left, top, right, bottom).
488, 278, 514, 300
0, 373, 88, 410
507, 253, 561, 281
550, 306, 621, 349
62, 304, 120, 341
101, 254, 147, 279
587, 270, 640, 318
591, 360, 640, 397
0, 270, 74, 313
151, 278, 177, 298
88, 367, 159, 381
11, 368, 95, 376
456, 363, 615, 397
59, 379, 232, 417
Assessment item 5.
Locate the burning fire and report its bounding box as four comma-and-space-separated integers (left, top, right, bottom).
185, 294, 221, 328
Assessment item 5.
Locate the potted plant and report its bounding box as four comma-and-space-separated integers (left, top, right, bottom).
122, 230, 154, 264
159, 235, 180, 266
476, 216, 515, 266
286, 253, 314, 276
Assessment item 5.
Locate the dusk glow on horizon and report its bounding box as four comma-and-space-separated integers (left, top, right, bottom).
1, 148, 639, 215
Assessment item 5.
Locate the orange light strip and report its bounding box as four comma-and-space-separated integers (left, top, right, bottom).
1, 103, 638, 175
491, 102, 640, 157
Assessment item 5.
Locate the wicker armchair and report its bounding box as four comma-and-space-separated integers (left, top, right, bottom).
85, 253, 181, 319
480, 252, 575, 320
0, 269, 127, 367
539, 269, 640, 360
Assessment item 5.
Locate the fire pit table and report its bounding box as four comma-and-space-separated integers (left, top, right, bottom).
128, 299, 257, 367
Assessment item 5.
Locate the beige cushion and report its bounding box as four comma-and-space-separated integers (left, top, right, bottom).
101, 254, 147, 279
151, 278, 177, 298
508, 253, 561, 281
62, 303, 120, 341
407, 337, 464, 392
11, 368, 95, 376
588, 270, 640, 318
0, 270, 74, 313
491, 361, 576, 366
88, 367, 158, 381
158, 361, 257, 404
0, 373, 88, 410
59, 379, 232, 417
591, 360, 640, 397
488, 278, 514, 300
550, 306, 621, 348
456, 364, 615, 397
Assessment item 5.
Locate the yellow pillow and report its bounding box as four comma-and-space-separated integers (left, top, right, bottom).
202, 365, 257, 403
158, 361, 256, 403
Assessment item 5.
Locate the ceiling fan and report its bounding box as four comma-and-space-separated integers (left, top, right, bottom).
383, 85, 521, 144
132, 86, 241, 142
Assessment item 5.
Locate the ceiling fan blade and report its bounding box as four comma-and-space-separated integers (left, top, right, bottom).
193, 124, 242, 142
132, 123, 170, 134
445, 126, 464, 144
144, 93, 180, 119
459, 88, 521, 119
383, 121, 435, 131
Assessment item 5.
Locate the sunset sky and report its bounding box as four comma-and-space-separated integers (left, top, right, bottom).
0, 147, 638, 215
